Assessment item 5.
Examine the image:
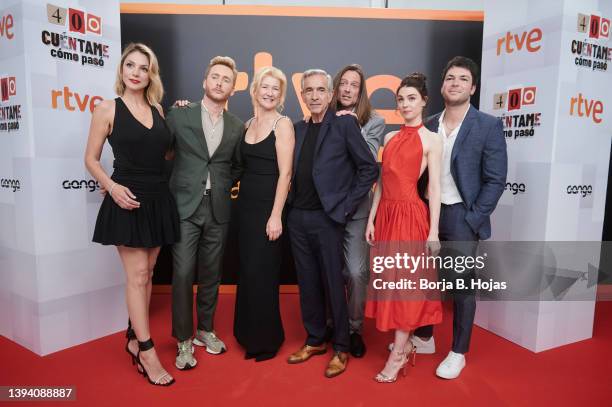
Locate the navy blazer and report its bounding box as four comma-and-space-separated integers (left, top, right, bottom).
425, 105, 507, 240
289, 109, 379, 224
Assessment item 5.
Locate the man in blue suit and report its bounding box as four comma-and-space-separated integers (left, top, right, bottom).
412, 56, 507, 379
286, 69, 379, 378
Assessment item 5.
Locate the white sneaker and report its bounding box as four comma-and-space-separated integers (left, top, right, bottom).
193, 330, 227, 355
175, 339, 197, 370
387, 335, 436, 354
436, 351, 466, 379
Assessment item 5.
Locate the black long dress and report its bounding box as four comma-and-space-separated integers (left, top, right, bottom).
233, 127, 285, 361
92, 97, 179, 247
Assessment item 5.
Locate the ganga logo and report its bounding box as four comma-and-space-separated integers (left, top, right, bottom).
505, 182, 526, 195
51, 86, 103, 113
493, 87, 536, 111
496, 28, 542, 56
566, 185, 592, 197
0, 12, 14, 41
47, 3, 101, 35
1, 76, 16, 102
62, 179, 100, 192
570, 93, 603, 124
0, 178, 20, 192
578, 13, 610, 39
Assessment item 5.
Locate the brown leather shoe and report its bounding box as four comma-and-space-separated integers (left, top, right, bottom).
324, 351, 348, 378
287, 344, 327, 364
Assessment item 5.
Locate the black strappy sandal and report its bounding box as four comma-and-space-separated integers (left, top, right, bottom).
136, 338, 175, 386
124, 320, 143, 373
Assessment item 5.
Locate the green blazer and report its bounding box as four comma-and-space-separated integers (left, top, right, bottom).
166, 103, 244, 223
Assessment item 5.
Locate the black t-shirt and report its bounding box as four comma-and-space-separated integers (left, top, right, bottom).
293, 122, 323, 210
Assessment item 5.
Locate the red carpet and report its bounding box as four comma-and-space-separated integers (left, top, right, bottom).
1, 294, 610, 406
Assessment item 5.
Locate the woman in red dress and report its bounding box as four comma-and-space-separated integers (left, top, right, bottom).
364, 73, 443, 383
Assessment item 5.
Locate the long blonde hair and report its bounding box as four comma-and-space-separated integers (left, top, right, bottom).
114, 43, 164, 105
249, 66, 287, 114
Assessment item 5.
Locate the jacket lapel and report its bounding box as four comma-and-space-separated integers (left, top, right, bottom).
314, 109, 334, 157
425, 112, 441, 133
451, 104, 477, 164
187, 103, 210, 159
210, 111, 233, 160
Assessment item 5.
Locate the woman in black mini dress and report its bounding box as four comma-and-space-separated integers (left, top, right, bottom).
84, 43, 178, 386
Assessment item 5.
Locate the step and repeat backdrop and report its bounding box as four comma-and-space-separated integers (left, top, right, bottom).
1, 0, 121, 355
118, 4, 484, 286
475, 0, 611, 352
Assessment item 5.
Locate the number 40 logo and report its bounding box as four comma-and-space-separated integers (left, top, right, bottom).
46, 3, 101, 35
577, 13, 610, 39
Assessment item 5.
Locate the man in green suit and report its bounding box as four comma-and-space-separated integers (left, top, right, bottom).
166, 56, 244, 370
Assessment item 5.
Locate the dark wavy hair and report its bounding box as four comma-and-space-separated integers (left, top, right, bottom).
396, 72, 428, 105
441, 56, 479, 87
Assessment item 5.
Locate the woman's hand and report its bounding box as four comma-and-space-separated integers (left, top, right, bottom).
426, 233, 441, 256
266, 215, 282, 241
365, 221, 375, 246
110, 183, 140, 210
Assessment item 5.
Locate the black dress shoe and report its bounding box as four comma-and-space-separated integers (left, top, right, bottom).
350, 333, 366, 358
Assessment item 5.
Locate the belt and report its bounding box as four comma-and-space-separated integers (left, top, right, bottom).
204, 189, 212, 196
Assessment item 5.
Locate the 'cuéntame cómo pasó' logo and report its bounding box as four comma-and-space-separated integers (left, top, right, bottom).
0, 76, 21, 133
41, 4, 109, 68
493, 86, 541, 140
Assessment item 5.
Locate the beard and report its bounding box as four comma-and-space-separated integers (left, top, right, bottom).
205, 87, 231, 103
444, 92, 471, 107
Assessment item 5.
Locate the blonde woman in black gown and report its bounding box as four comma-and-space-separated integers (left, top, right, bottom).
85, 43, 179, 386
233, 66, 295, 361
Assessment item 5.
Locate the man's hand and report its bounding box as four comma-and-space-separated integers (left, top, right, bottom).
173, 100, 190, 108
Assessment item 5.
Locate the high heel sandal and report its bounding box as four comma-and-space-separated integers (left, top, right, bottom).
124, 322, 143, 373
136, 338, 175, 386
374, 341, 417, 383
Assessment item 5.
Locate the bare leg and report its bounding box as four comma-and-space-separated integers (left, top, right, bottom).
126, 247, 160, 359
118, 246, 172, 385
377, 329, 412, 380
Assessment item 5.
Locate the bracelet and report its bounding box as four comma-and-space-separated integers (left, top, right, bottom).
109, 182, 117, 196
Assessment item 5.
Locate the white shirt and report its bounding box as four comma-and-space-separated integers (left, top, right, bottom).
438, 107, 470, 205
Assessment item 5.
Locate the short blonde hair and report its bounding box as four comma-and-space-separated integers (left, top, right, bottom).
204, 56, 238, 86
250, 66, 287, 113
115, 43, 163, 105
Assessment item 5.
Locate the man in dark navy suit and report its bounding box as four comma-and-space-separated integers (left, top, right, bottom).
412, 56, 507, 379
286, 69, 378, 378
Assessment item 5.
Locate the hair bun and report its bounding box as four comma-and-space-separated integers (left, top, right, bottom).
407, 72, 426, 82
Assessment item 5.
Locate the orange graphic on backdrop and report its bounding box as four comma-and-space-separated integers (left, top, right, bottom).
239, 52, 402, 124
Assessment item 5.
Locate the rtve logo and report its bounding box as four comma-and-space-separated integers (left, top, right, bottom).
566, 185, 592, 197
496, 28, 542, 56
0, 12, 14, 40
1, 76, 16, 102
570, 93, 603, 124
62, 179, 100, 192
46, 3, 101, 35
493, 87, 536, 111
505, 182, 526, 195
578, 13, 610, 39
51, 86, 103, 113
